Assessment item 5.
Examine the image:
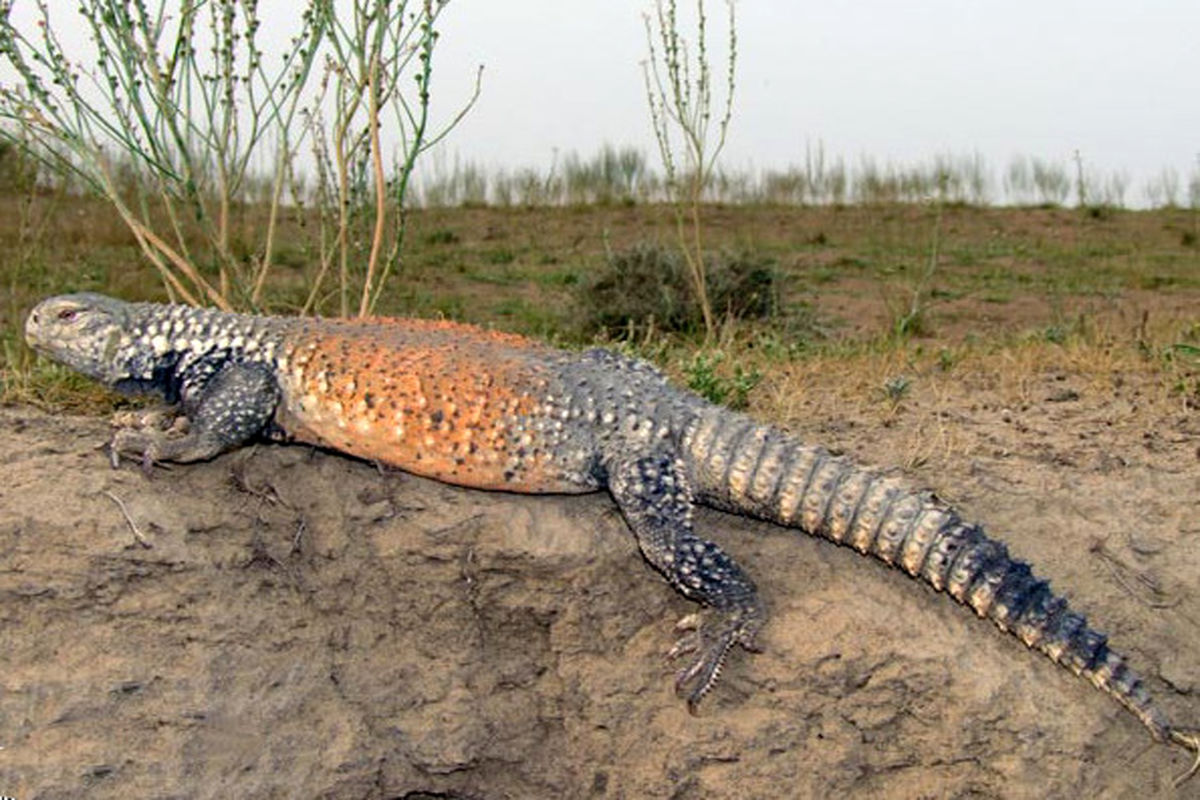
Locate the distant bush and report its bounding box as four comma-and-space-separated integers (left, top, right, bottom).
576, 244, 777, 338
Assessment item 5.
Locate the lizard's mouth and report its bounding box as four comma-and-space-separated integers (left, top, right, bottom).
23, 301, 54, 354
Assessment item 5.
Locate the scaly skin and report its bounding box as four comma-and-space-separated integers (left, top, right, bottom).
24, 293, 1200, 782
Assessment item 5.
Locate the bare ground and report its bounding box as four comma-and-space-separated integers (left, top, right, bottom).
2, 358, 1200, 798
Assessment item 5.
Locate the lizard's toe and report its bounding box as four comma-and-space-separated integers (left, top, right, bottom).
667, 605, 763, 712
109, 428, 165, 474
673, 627, 736, 713
666, 627, 702, 661
108, 429, 136, 469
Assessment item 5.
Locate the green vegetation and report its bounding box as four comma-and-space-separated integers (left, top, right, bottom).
5, 198, 1200, 418
0, 2, 1195, 415
0, 0, 479, 314
682, 350, 761, 411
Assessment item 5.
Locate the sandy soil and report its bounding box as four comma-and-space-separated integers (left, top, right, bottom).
2, 366, 1199, 798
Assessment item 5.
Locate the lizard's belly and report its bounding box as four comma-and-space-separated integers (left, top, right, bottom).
273, 355, 595, 494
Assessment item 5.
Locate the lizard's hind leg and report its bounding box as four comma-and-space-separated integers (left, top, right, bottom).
607, 452, 764, 710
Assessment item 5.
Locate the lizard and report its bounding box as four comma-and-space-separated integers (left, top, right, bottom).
24, 291, 1200, 782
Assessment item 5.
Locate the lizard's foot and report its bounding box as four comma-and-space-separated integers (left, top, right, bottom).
108, 422, 222, 472
667, 604, 763, 712
1170, 729, 1200, 786
109, 408, 190, 471
109, 427, 172, 472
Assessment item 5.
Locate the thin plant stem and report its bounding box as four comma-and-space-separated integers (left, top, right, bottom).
360, 55, 386, 317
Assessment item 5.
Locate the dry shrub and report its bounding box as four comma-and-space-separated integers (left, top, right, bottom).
576, 243, 776, 338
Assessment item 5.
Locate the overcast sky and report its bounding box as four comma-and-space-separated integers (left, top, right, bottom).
6, 1, 1198, 201
423, 0, 1199, 196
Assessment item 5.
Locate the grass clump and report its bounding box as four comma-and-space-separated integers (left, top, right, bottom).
576, 243, 776, 339
0, 335, 120, 411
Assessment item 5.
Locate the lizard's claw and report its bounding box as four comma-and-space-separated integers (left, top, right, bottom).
108, 429, 160, 474
1169, 729, 1200, 786
667, 605, 763, 713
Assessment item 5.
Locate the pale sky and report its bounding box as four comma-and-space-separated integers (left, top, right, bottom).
425, 0, 1199, 198
5, 1, 1198, 203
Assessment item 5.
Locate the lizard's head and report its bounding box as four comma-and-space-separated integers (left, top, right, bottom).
25, 293, 135, 383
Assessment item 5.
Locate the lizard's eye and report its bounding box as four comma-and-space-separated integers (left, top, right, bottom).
57, 308, 78, 321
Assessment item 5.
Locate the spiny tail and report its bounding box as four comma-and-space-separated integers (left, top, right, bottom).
683, 413, 1197, 771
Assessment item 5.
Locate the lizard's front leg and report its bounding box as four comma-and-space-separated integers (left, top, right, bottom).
111, 361, 280, 467
607, 452, 764, 710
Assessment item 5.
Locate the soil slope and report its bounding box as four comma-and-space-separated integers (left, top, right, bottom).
2, 396, 1198, 798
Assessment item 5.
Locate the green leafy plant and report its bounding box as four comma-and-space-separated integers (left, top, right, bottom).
684, 350, 760, 410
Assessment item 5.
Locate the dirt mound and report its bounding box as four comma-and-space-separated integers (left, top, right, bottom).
1, 402, 1197, 798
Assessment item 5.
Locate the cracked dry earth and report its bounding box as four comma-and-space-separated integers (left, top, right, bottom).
1, 364, 1199, 798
